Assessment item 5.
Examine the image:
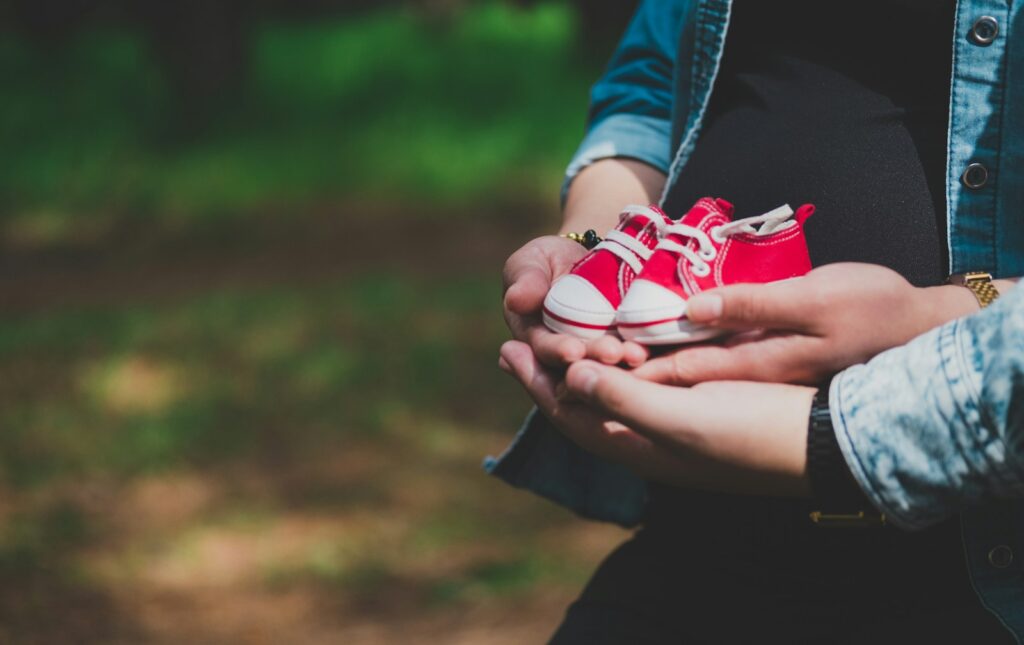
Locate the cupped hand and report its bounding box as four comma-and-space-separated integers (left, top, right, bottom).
498, 340, 690, 483
500, 341, 814, 495
633, 262, 979, 386
502, 236, 648, 367
564, 359, 815, 496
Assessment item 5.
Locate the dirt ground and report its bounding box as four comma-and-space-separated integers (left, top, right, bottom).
0, 205, 629, 644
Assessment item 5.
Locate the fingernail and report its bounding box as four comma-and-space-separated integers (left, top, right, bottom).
575, 368, 599, 396
498, 356, 512, 373
689, 294, 723, 321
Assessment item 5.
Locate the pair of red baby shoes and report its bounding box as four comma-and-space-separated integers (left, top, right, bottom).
542, 197, 815, 345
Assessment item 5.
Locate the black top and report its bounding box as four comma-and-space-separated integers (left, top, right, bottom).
664, 0, 955, 286
648, 0, 971, 597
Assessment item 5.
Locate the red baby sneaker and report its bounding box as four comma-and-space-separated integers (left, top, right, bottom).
616, 197, 814, 345
543, 205, 672, 339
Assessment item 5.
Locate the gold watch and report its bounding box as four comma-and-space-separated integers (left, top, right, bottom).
949, 271, 1000, 308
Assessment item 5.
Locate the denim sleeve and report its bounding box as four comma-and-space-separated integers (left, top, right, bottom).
483, 408, 648, 527
561, 0, 690, 202
831, 285, 1024, 530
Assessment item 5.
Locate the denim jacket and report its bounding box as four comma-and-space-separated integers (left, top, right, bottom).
486, 0, 1024, 638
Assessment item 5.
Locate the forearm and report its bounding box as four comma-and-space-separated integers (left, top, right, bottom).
559, 158, 666, 234
678, 382, 815, 498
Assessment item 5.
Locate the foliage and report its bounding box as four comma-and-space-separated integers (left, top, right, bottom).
0, 2, 592, 229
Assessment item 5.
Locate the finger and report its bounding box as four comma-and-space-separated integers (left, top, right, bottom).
554, 378, 585, 404
503, 345, 696, 483
498, 355, 512, 374
621, 341, 650, 368
501, 343, 644, 451
684, 280, 819, 332
503, 266, 550, 317
565, 360, 694, 443
631, 344, 748, 385
502, 342, 632, 447
505, 308, 587, 365
503, 305, 544, 345
500, 340, 559, 410
632, 333, 824, 386
525, 323, 587, 366
585, 335, 626, 365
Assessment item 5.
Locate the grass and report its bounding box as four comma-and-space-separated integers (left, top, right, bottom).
0, 273, 508, 483
0, 253, 630, 640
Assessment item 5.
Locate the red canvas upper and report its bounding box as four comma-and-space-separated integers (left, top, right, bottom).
637, 199, 815, 299
568, 205, 672, 307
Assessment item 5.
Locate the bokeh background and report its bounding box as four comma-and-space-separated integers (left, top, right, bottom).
0, 1, 639, 642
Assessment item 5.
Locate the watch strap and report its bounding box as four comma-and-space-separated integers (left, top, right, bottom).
949, 271, 1000, 308
806, 386, 883, 527
806, 387, 864, 505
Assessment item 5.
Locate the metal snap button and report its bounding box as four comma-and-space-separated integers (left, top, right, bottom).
970, 16, 999, 46
962, 163, 989, 189
988, 545, 1014, 569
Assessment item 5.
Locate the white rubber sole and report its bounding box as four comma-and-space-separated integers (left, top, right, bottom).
542, 308, 617, 340
617, 317, 725, 345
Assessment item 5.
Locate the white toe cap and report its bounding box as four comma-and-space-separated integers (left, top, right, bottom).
616, 279, 687, 324
543, 274, 615, 325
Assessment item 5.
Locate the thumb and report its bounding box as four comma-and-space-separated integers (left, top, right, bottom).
685, 280, 815, 331
503, 263, 550, 316
565, 360, 693, 442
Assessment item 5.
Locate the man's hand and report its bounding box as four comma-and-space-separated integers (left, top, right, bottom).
500, 341, 814, 496
503, 236, 648, 367
633, 263, 981, 386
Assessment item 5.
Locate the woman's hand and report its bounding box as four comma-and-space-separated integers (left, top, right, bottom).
500, 341, 815, 496
503, 158, 668, 368
503, 236, 648, 367
503, 236, 589, 366
633, 263, 980, 386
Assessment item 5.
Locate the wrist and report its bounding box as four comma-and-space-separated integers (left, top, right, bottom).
919, 283, 981, 327
994, 278, 1018, 294
561, 159, 666, 234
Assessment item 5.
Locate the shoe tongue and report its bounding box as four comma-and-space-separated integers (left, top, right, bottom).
677, 197, 734, 228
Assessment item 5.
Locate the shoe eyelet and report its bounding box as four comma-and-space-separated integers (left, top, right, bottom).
698, 247, 716, 261
692, 263, 711, 277
711, 227, 726, 244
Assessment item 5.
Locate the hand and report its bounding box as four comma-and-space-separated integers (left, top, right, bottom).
500, 342, 814, 496
633, 263, 980, 386
503, 236, 648, 367
498, 340, 690, 482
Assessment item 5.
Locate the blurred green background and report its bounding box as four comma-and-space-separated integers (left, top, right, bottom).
0, 1, 634, 642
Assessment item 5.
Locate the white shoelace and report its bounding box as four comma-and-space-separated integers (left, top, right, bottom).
593, 204, 795, 277
592, 205, 667, 274
656, 204, 795, 277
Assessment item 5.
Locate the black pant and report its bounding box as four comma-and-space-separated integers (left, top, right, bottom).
551, 490, 1014, 644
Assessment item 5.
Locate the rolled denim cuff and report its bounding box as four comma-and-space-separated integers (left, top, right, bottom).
828, 329, 971, 532
560, 113, 672, 207
829, 321, 988, 531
